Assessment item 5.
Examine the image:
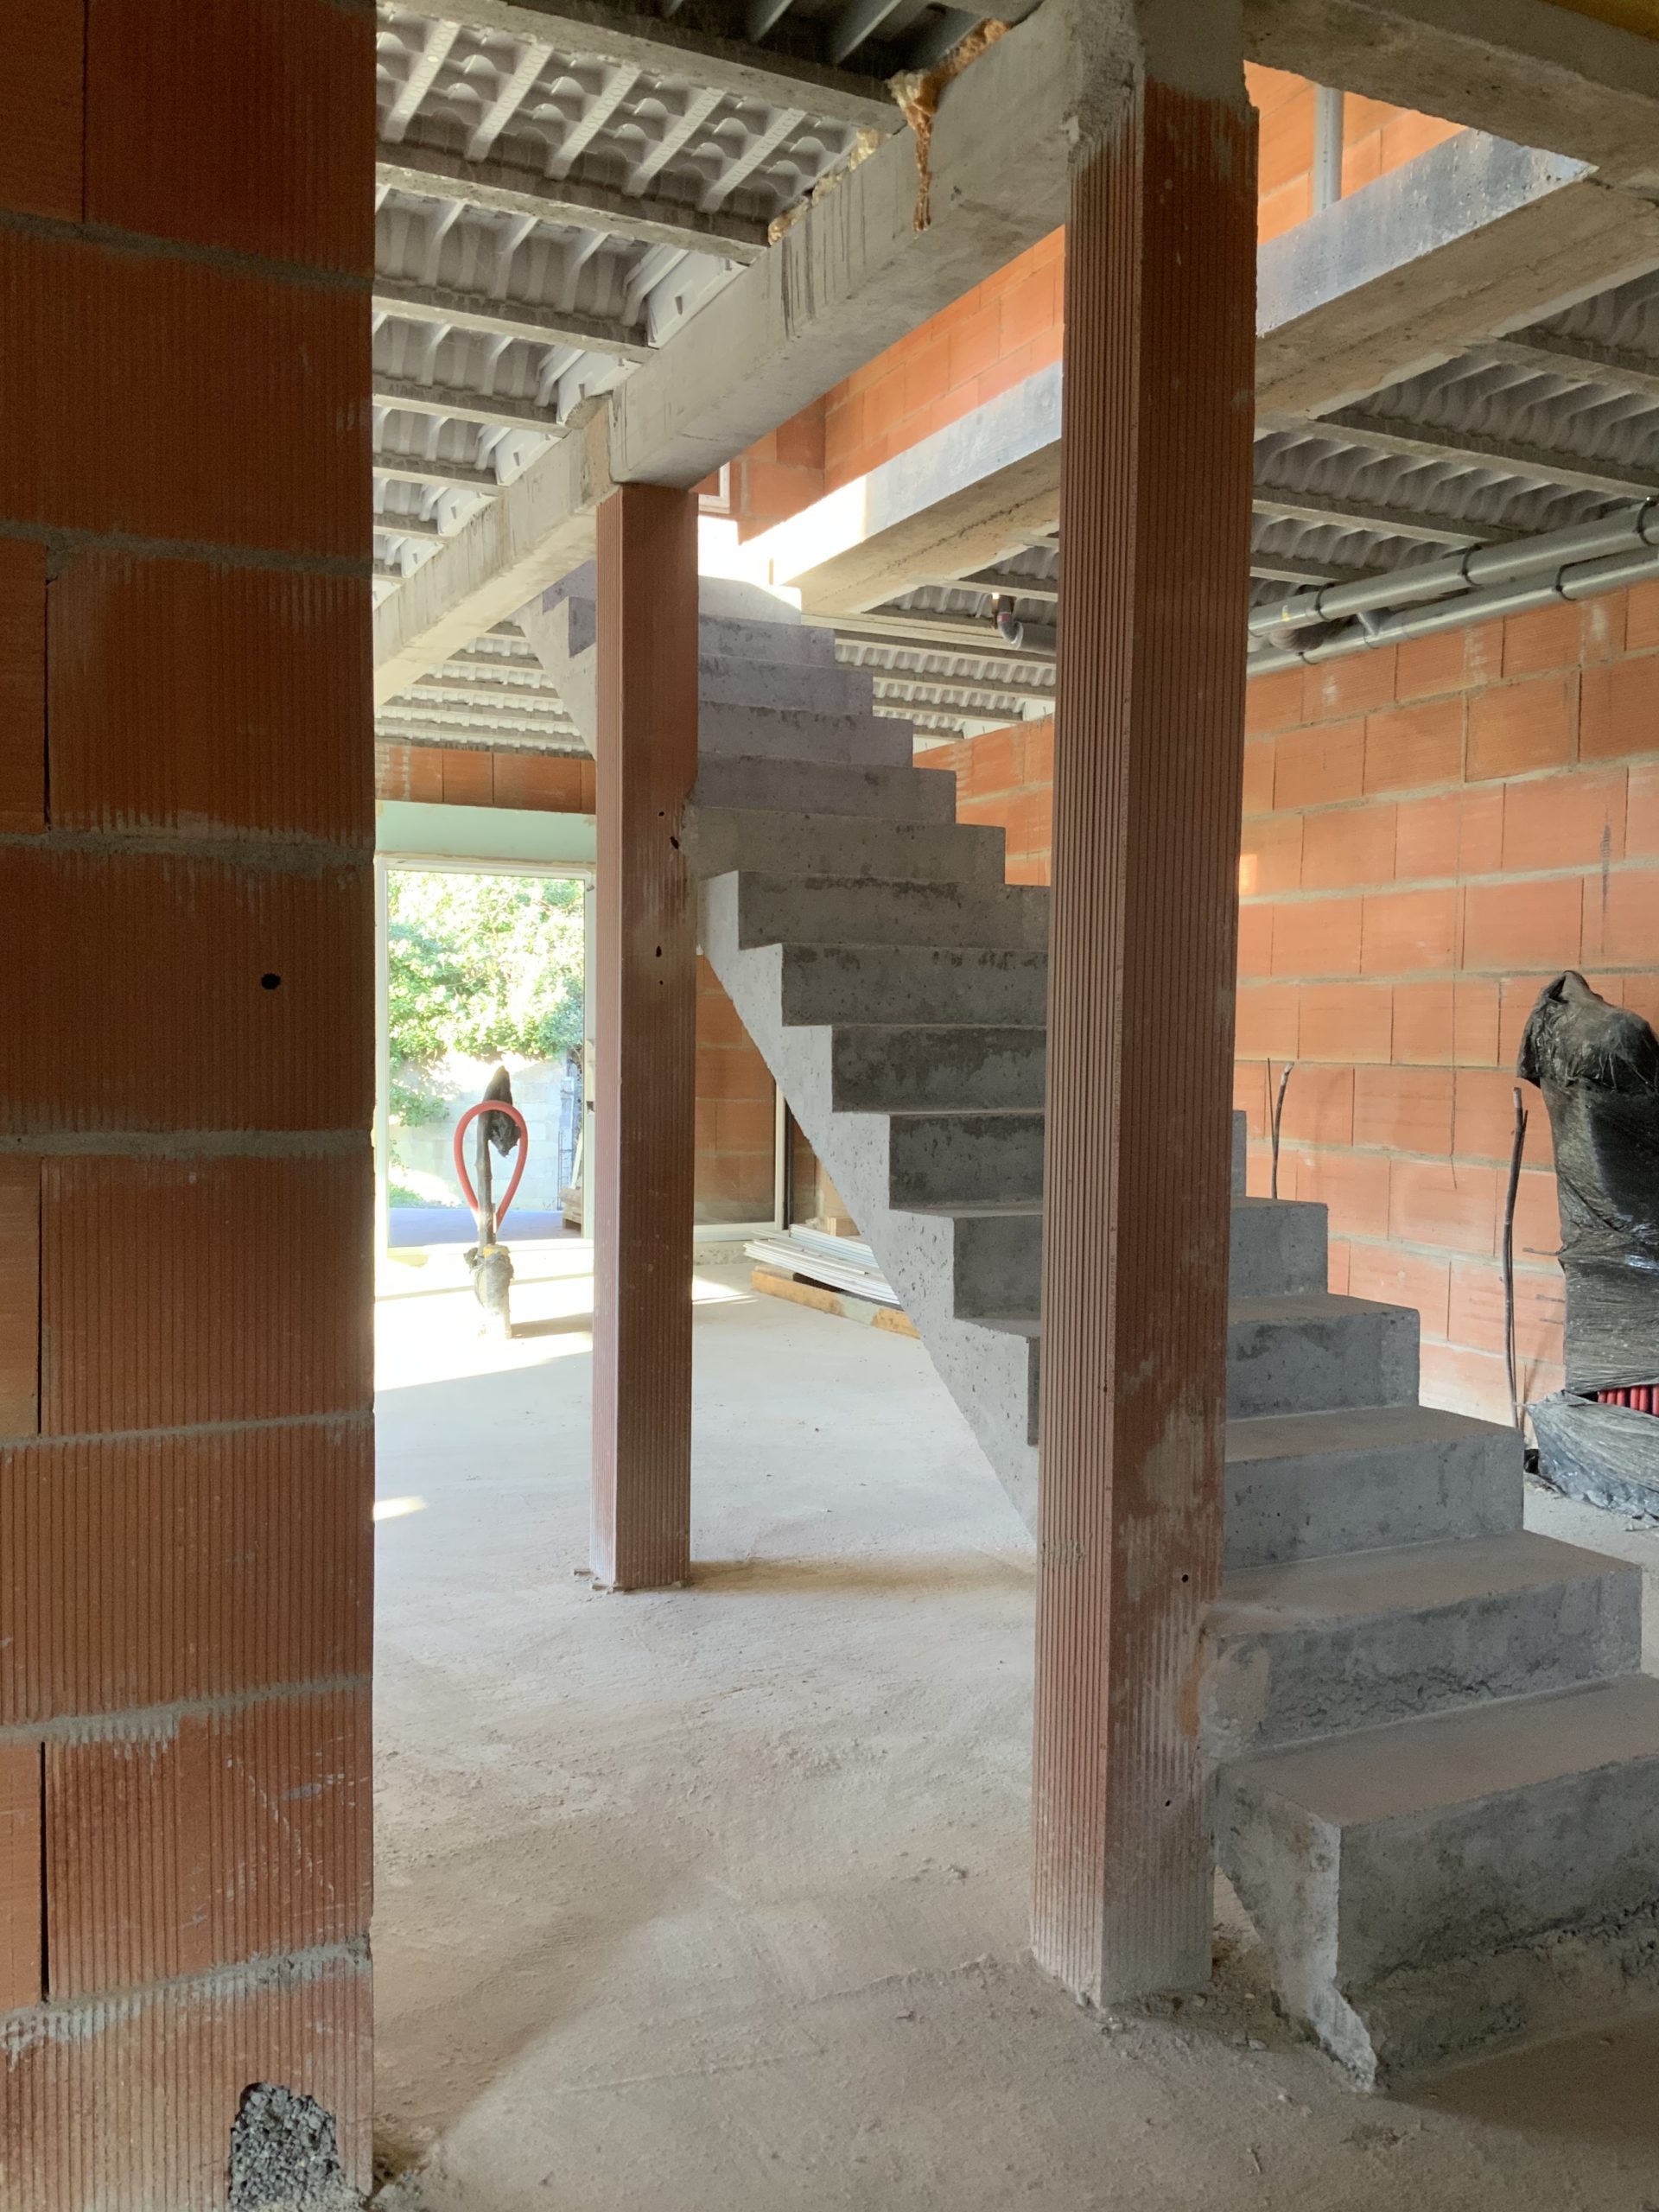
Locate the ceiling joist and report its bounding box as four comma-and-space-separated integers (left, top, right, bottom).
374, 276, 652, 360
378, 143, 770, 260
375, 451, 505, 493
1311, 407, 1659, 504
373, 374, 563, 434
382, 0, 902, 131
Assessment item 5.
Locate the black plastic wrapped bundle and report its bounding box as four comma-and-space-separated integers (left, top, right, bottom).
1518, 973, 1659, 1510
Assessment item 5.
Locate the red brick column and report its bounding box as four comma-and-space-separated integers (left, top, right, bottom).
590, 485, 698, 1590
0, 4, 374, 2202
1031, 13, 1257, 2002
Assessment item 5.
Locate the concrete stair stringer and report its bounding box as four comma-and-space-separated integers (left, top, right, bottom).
695, 907, 1043, 1528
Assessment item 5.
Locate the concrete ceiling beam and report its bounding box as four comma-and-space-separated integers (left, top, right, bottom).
1242, 0, 1659, 189
381, 0, 902, 131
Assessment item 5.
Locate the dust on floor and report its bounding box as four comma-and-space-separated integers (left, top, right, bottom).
372, 1260, 1659, 2212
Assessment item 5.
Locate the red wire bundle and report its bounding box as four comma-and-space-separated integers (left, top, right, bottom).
1596, 1385, 1657, 1415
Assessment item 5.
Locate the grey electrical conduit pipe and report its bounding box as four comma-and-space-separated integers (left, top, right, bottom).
1249, 499, 1659, 674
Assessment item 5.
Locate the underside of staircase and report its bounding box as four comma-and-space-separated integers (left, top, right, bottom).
530, 574, 1659, 2088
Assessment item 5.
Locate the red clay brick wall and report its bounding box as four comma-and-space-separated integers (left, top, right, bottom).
1249, 65, 1460, 240
695, 957, 777, 1225
377, 742, 596, 811
817, 230, 1065, 496
921, 587, 1659, 1429
1, 6, 374, 2202
919, 719, 1054, 884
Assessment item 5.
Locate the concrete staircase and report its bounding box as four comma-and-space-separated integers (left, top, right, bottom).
529, 576, 1659, 2087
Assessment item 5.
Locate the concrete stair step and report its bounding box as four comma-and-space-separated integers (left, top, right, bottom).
929, 1204, 1042, 1319
1204, 1531, 1641, 1763
963, 1289, 1420, 1437
920, 1194, 1334, 1325
833, 1026, 1045, 1113
557, 578, 843, 670
693, 755, 958, 826
887, 1110, 1044, 1208
734, 873, 1050, 953
696, 700, 914, 766
1228, 1294, 1420, 1419
1228, 1197, 1327, 1298
685, 808, 1006, 889
1216, 1672, 1659, 2084
699, 658, 874, 715
1224, 1404, 1525, 1572
778, 940, 1046, 1027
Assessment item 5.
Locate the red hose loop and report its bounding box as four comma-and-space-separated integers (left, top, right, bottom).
452, 1100, 530, 1235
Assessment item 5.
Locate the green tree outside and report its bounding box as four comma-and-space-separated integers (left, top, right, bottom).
387, 871, 584, 1192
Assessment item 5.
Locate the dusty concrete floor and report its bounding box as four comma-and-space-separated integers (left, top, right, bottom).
371, 1253, 1659, 2212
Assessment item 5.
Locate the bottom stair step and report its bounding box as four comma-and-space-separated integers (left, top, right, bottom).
1217, 1672, 1659, 2086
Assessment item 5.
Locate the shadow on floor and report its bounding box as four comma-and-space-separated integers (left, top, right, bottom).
1396, 2005, 1659, 2153
691, 1551, 1032, 1597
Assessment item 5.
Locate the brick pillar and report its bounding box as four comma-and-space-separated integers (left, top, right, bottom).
0, 5, 374, 2202
1031, 7, 1257, 2002
590, 485, 698, 1590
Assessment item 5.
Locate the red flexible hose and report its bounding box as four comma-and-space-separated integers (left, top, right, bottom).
452, 1100, 530, 1234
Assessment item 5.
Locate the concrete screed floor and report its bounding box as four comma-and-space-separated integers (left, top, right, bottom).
371, 1243, 1659, 2212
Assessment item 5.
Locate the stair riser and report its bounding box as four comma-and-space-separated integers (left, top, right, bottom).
1204, 1567, 1641, 1762
700, 661, 873, 715
739, 880, 1049, 954
953, 1214, 1041, 1319
888, 1114, 1044, 1208
1224, 1423, 1523, 1571
1229, 1201, 1327, 1298
700, 702, 912, 766
692, 756, 959, 826
834, 1031, 1046, 1113
951, 1198, 1338, 1324
686, 811, 1006, 891
779, 944, 1047, 1027
562, 595, 842, 671
1228, 1306, 1418, 1419
1219, 1745, 1659, 2085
